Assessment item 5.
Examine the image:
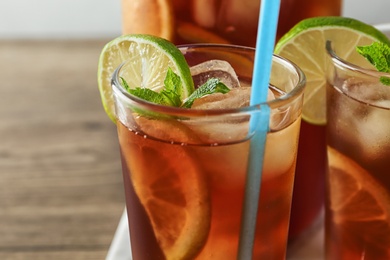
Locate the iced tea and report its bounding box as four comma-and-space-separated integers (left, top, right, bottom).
289, 121, 326, 240
325, 43, 390, 259
122, 0, 342, 46
112, 45, 305, 259
121, 0, 342, 242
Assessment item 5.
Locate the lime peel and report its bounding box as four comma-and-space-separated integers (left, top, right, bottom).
97, 34, 194, 123
274, 17, 390, 125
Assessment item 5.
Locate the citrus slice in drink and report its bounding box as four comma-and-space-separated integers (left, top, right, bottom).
121, 0, 174, 41
126, 143, 210, 259
97, 34, 194, 122
327, 146, 390, 248
275, 17, 390, 125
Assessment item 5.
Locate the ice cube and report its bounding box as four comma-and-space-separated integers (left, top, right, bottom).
190, 60, 241, 89
191, 86, 277, 109
186, 88, 250, 143
192, 87, 251, 109
354, 106, 390, 160
192, 86, 291, 131
186, 87, 292, 143
263, 118, 300, 178
333, 78, 390, 160
342, 78, 390, 107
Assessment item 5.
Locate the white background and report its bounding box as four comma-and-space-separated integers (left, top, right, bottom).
0, 0, 389, 39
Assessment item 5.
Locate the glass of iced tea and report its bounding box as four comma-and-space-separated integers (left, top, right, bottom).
325, 41, 390, 259
121, 0, 342, 242
122, 0, 342, 45
112, 44, 305, 259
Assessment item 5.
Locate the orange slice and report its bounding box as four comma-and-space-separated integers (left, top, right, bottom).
121, 0, 174, 40
129, 144, 210, 259
327, 146, 390, 248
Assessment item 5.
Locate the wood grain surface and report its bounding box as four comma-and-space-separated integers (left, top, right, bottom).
0, 40, 126, 259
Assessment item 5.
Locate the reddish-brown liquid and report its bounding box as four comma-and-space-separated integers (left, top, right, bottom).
288, 121, 326, 240
122, 0, 339, 241
325, 83, 390, 259
117, 116, 301, 259
169, 0, 342, 45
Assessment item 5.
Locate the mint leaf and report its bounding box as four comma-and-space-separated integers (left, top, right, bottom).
164, 67, 182, 94
159, 90, 180, 106
357, 42, 390, 86
121, 69, 231, 108
357, 42, 390, 72
120, 68, 182, 106
380, 76, 390, 86
161, 67, 182, 106
120, 77, 132, 92
128, 87, 170, 105
122, 77, 167, 105
182, 78, 230, 108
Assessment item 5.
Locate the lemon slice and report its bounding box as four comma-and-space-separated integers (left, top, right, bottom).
275, 17, 390, 125
122, 140, 210, 259
121, 0, 174, 40
97, 34, 194, 122
327, 146, 390, 248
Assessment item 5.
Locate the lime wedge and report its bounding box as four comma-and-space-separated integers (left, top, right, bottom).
274, 17, 390, 125
97, 34, 194, 122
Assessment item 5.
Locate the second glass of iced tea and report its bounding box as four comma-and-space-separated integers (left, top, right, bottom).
112, 44, 305, 259
122, 0, 342, 45
325, 41, 390, 259
121, 0, 343, 241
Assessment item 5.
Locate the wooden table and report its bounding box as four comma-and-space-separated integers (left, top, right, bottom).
0, 40, 125, 259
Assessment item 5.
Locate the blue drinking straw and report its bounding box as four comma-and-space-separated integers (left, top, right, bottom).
237, 0, 281, 259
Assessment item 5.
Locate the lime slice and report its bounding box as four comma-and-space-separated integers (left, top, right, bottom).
97, 34, 194, 122
274, 17, 390, 125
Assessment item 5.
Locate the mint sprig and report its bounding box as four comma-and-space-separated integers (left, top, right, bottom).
161, 67, 182, 107
182, 78, 230, 108
356, 42, 390, 86
121, 67, 231, 108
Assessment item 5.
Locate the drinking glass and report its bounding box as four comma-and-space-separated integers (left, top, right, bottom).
111, 44, 305, 259
325, 41, 390, 259
122, 0, 342, 45
121, 0, 342, 241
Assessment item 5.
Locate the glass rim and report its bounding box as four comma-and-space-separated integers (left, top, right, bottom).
326, 40, 390, 110
326, 40, 390, 78
111, 43, 306, 117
